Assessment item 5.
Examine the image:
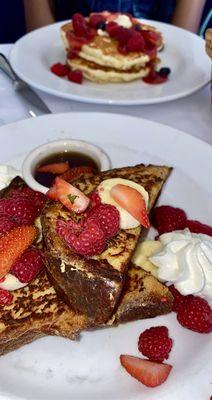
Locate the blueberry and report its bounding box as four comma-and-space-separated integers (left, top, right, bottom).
159, 67, 171, 77
97, 21, 106, 30
134, 24, 141, 31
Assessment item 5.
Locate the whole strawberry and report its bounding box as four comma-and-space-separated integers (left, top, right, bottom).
177, 296, 212, 333
138, 326, 173, 362
0, 198, 37, 225
10, 247, 44, 283
151, 205, 187, 234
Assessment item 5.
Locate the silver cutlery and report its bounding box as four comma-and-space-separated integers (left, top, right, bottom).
0, 53, 52, 116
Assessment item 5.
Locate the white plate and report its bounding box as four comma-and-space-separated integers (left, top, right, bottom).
0, 113, 211, 400
10, 21, 210, 105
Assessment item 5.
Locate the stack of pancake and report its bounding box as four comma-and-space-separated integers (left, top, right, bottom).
60, 13, 164, 83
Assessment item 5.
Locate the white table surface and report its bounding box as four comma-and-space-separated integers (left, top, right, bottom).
0, 44, 211, 145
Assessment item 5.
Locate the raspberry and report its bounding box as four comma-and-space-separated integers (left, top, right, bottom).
57, 218, 84, 237
118, 44, 128, 55
72, 13, 93, 39
116, 27, 132, 44
0, 215, 18, 236
126, 31, 145, 52
10, 187, 47, 215
88, 191, 102, 209
106, 23, 132, 45
177, 296, 212, 333
168, 285, 193, 312
185, 220, 212, 237
56, 218, 106, 257
106, 22, 119, 37
89, 14, 105, 29
10, 247, 44, 283
144, 40, 157, 59
151, 205, 187, 235
50, 63, 69, 77
138, 326, 173, 362
141, 30, 159, 45
68, 70, 83, 84
88, 204, 120, 239
0, 289, 13, 306
0, 198, 38, 225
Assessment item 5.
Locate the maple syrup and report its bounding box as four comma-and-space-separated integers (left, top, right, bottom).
34, 151, 99, 188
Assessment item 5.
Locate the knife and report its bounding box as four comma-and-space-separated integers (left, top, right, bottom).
0, 53, 51, 116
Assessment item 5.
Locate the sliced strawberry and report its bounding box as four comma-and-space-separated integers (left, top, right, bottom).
120, 355, 172, 387
37, 162, 69, 175
89, 14, 106, 29
110, 184, 150, 228
0, 226, 37, 279
61, 166, 95, 182
72, 13, 94, 39
66, 31, 90, 52
53, 177, 90, 213
126, 31, 145, 52
141, 30, 160, 45
46, 184, 58, 201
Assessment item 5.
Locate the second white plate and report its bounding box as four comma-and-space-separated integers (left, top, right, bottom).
10, 20, 210, 105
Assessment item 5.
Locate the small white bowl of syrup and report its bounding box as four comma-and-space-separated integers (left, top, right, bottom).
22, 139, 111, 194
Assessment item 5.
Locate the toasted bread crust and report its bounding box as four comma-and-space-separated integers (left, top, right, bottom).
0, 173, 173, 357
112, 265, 173, 324
42, 163, 172, 322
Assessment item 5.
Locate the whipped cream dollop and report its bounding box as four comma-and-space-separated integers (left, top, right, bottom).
150, 229, 212, 302
97, 14, 132, 37
114, 15, 132, 28
0, 165, 22, 190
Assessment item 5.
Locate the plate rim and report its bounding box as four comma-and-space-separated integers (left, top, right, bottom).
0, 110, 211, 150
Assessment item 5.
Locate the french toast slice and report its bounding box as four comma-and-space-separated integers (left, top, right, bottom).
0, 265, 172, 356
0, 176, 173, 356
0, 177, 93, 355
42, 163, 172, 323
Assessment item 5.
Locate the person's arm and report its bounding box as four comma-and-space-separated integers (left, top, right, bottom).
24, 0, 55, 32
172, 0, 206, 33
